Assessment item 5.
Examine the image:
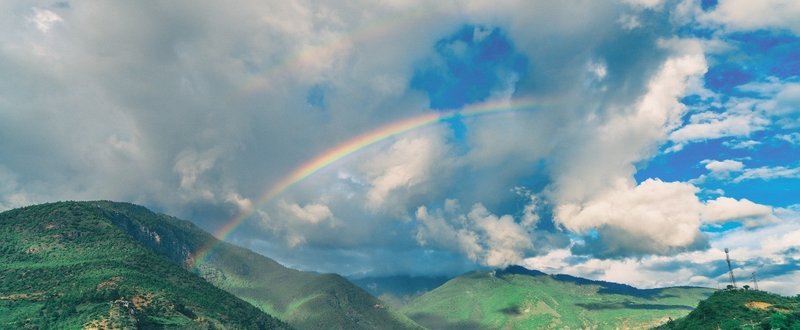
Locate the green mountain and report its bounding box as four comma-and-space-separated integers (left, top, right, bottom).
401, 265, 714, 330
349, 275, 451, 308
0, 201, 289, 329
655, 288, 800, 329
88, 201, 421, 330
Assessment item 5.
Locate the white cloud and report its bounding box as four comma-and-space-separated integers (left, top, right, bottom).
622, 0, 665, 9
552, 44, 707, 204
28, 8, 62, 33
757, 84, 800, 129
700, 0, 800, 34
701, 197, 775, 227
669, 110, 768, 146
555, 178, 705, 253
733, 165, 800, 183
617, 14, 641, 30
702, 159, 744, 178
0, 166, 37, 212
524, 217, 800, 295
723, 139, 761, 149
278, 200, 334, 224
415, 201, 533, 267
468, 204, 533, 267
666, 80, 800, 150
777, 132, 800, 145
360, 133, 452, 213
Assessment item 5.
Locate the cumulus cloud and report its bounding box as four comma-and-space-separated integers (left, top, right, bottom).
556, 179, 707, 257
550, 41, 707, 204
700, 0, 800, 34
279, 200, 335, 225
360, 133, 452, 213
415, 201, 534, 267
557, 177, 779, 257
525, 212, 800, 295
702, 159, 744, 178
702, 197, 775, 227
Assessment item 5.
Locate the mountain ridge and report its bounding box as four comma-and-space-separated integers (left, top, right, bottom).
87, 200, 421, 330
0, 201, 289, 329
401, 264, 715, 329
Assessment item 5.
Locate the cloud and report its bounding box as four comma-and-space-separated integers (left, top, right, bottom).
777, 132, 800, 145
557, 176, 779, 257
733, 165, 800, 183
622, 0, 665, 9
758, 82, 800, 128
550, 41, 707, 204
360, 133, 452, 213
414, 200, 534, 267
722, 139, 761, 149
701, 197, 775, 227
617, 14, 642, 31
524, 213, 800, 295
556, 179, 707, 257
667, 74, 800, 152
669, 109, 768, 147
28, 8, 62, 33
700, 0, 800, 34
702, 159, 744, 178
1, 0, 795, 287
278, 200, 334, 225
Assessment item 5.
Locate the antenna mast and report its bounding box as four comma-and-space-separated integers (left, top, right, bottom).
725, 248, 737, 288
752, 272, 758, 291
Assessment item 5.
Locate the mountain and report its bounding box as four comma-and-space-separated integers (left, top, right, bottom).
349, 275, 451, 308
401, 265, 715, 329
655, 288, 800, 329
87, 201, 421, 330
0, 201, 288, 329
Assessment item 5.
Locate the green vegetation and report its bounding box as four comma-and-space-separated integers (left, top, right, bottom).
0, 201, 289, 329
401, 266, 714, 329
349, 275, 451, 309
82, 201, 421, 330
655, 288, 800, 329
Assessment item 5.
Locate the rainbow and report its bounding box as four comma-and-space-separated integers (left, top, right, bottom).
191, 97, 543, 269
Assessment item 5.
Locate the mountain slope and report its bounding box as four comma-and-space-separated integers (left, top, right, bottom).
0, 201, 288, 329
655, 289, 800, 329
349, 275, 451, 308
91, 201, 421, 330
401, 265, 714, 329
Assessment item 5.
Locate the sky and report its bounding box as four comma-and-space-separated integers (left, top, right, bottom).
1, 0, 799, 295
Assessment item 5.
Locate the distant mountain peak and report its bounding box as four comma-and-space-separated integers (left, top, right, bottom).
495, 264, 547, 277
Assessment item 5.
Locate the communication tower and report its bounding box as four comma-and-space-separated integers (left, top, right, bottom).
725, 248, 737, 288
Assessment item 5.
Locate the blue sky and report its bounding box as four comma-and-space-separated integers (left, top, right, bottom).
1, 0, 798, 294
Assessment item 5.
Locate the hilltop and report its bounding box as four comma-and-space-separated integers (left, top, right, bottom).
68, 201, 420, 330
401, 265, 714, 329
655, 288, 800, 329
0, 201, 288, 329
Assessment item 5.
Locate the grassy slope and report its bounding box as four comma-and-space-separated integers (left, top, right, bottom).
0, 201, 288, 329
401, 266, 714, 330
349, 275, 451, 309
91, 201, 421, 330
656, 289, 800, 329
